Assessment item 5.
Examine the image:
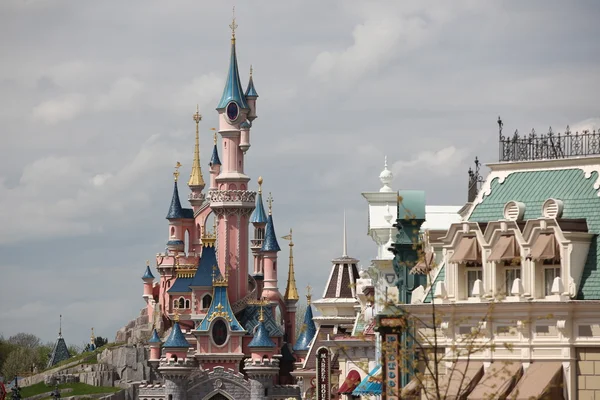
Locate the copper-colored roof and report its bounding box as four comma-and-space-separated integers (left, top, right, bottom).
488, 235, 519, 262
467, 362, 522, 399
324, 260, 359, 299
530, 233, 559, 261
450, 236, 481, 264
411, 251, 435, 274
506, 362, 562, 400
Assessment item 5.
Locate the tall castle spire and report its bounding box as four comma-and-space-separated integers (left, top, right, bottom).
216, 7, 249, 110
188, 105, 205, 189
283, 229, 299, 301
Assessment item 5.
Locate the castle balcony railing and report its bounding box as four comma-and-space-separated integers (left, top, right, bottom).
498, 117, 600, 162
250, 239, 264, 249
188, 192, 205, 202
207, 189, 256, 208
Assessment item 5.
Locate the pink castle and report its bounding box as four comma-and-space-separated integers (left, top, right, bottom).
137, 16, 307, 400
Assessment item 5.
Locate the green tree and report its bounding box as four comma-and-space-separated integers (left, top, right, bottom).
8, 333, 41, 349
0, 335, 17, 375
1, 347, 37, 381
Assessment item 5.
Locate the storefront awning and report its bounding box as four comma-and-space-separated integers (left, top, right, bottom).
506, 362, 563, 400
352, 365, 382, 396
530, 233, 558, 261
488, 235, 519, 262
411, 251, 435, 274
468, 362, 523, 399
436, 361, 484, 398
338, 370, 362, 394
450, 236, 481, 264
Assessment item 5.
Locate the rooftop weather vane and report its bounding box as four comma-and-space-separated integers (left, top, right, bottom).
229, 6, 238, 39
193, 104, 202, 125
174, 162, 182, 182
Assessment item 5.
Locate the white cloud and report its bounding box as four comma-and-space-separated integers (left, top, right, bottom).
570, 118, 600, 133
94, 77, 145, 112
32, 93, 86, 124
391, 146, 469, 178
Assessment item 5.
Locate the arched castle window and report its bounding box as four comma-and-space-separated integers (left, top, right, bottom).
185, 299, 190, 309
185, 229, 190, 254
178, 297, 185, 309
170, 227, 175, 238
202, 294, 212, 310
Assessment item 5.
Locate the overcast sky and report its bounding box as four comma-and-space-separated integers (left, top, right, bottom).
1, 0, 599, 346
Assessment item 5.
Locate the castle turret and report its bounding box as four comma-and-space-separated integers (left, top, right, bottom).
245, 305, 279, 400
292, 290, 316, 364
166, 165, 186, 253
148, 328, 162, 369
245, 65, 258, 122
208, 132, 221, 190
250, 177, 268, 280
282, 229, 299, 344
261, 193, 281, 302
142, 261, 155, 300
187, 106, 205, 209
158, 315, 195, 400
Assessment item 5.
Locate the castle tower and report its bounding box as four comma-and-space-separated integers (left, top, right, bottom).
208, 132, 221, 190
261, 193, 281, 302
187, 106, 206, 213
282, 229, 299, 344
250, 177, 268, 297
245, 65, 258, 122
48, 315, 71, 368
166, 164, 194, 255
142, 261, 155, 302
158, 315, 195, 400
245, 305, 279, 400
292, 289, 316, 365
210, 18, 257, 303
148, 328, 162, 369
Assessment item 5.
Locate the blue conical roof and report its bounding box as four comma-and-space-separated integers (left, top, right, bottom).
142, 265, 154, 280
166, 181, 185, 219
190, 246, 217, 287
250, 192, 267, 224
148, 328, 161, 344
216, 40, 249, 110
245, 75, 259, 97
248, 322, 276, 348
210, 144, 221, 166
163, 322, 190, 348
293, 304, 316, 351
261, 214, 280, 252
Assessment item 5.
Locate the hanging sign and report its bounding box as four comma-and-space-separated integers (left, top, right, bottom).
316, 346, 331, 400
384, 333, 400, 400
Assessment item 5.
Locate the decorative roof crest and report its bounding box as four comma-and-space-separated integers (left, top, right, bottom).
173, 161, 181, 182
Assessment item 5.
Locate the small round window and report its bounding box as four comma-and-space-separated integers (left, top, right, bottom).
212, 319, 228, 346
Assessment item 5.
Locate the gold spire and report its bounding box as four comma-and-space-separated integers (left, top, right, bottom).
257, 176, 263, 194
258, 304, 265, 323
173, 162, 181, 182
229, 6, 238, 42
173, 305, 180, 322
211, 128, 217, 145
282, 229, 299, 301
90, 327, 95, 342
306, 285, 312, 305
267, 192, 273, 215
188, 105, 205, 188
250, 65, 253, 77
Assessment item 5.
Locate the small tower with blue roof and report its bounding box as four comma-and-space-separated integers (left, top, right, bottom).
250, 177, 268, 285
142, 260, 155, 301
261, 192, 281, 302
158, 311, 196, 400
293, 289, 317, 363
148, 328, 162, 368
166, 163, 194, 254
245, 65, 259, 122
245, 303, 280, 400
208, 131, 221, 190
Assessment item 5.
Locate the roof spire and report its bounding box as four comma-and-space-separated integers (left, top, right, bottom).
173, 161, 181, 182
342, 210, 348, 257
229, 6, 238, 42
258, 176, 263, 194
283, 229, 299, 301
250, 177, 267, 224
59, 314, 62, 336
267, 192, 273, 216
188, 105, 205, 188
258, 303, 265, 322
306, 285, 312, 305
210, 128, 221, 166
90, 327, 95, 341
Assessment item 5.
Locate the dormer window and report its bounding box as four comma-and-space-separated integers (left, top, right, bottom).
449, 235, 482, 300
488, 234, 522, 296
530, 233, 561, 299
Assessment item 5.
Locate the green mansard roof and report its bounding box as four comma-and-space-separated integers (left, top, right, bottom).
468, 167, 600, 300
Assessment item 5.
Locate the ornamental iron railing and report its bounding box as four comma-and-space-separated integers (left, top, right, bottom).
498, 117, 600, 162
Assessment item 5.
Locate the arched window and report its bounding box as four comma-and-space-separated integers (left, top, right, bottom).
170, 227, 175, 238
185, 299, 190, 309
185, 229, 191, 254
172, 354, 178, 362
202, 294, 212, 310
178, 298, 185, 309
173, 299, 178, 309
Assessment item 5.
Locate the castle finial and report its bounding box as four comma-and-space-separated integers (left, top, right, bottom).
342, 210, 348, 257
258, 303, 265, 323
257, 176, 263, 194
267, 192, 273, 215
91, 327, 95, 341
229, 6, 238, 41
173, 305, 180, 322
250, 64, 253, 77
59, 314, 62, 336
173, 161, 181, 182
188, 105, 205, 188
306, 285, 312, 305
283, 229, 299, 301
